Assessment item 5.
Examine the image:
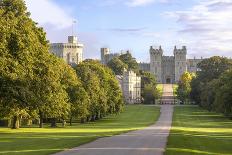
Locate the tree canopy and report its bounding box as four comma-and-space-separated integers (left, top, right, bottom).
0, 0, 124, 129
189, 56, 232, 117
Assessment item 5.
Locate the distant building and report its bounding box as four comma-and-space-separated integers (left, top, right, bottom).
149, 46, 203, 83
117, 70, 141, 104
50, 36, 83, 66
100, 48, 120, 65
139, 62, 150, 72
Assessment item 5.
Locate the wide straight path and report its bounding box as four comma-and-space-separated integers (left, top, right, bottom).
161, 84, 175, 104
55, 85, 174, 155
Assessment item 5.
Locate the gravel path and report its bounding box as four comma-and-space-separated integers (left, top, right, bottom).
54, 84, 174, 155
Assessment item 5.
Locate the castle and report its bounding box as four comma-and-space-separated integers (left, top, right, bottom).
50, 36, 83, 66
149, 46, 202, 83
101, 46, 203, 84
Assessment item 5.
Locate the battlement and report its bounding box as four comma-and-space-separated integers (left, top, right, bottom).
162, 56, 174, 62
150, 46, 163, 55
173, 46, 187, 55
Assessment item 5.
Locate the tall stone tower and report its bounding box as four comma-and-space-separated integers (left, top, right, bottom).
174, 46, 187, 83
150, 46, 163, 83
101, 48, 110, 64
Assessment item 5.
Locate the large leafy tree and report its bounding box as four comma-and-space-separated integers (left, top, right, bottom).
189, 56, 232, 116
119, 51, 139, 73
177, 72, 195, 103
0, 0, 72, 128
75, 60, 124, 122
139, 71, 160, 104
213, 70, 232, 117
107, 57, 128, 75
0, 0, 47, 128
190, 56, 232, 107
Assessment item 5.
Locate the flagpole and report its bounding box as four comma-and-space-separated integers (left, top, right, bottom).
72, 20, 77, 36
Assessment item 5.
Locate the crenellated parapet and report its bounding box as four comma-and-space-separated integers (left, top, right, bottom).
150, 45, 163, 55
174, 46, 187, 55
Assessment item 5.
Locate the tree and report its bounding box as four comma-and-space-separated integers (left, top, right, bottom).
213, 70, 232, 117
119, 51, 139, 74
0, 0, 47, 129
75, 60, 124, 122
177, 72, 195, 103
139, 71, 160, 104
0, 0, 73, 128
107, 57, 128, 75
190, 56, 232, 106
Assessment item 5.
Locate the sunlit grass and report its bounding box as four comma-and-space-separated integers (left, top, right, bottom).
0, 105, 160, 155
165, 106, 232, 155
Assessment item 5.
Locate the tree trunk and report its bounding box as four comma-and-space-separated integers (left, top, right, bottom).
39, 112, 43, 128
95, 112, 99, 120
81, 118, 85, 123
91, 115, 95, 122
86, 116, 90, 122
51, 118, 57, 128
62, 119, 66, 127
69, 117, 72, 126
8, 119, 11, 128
12, 116, 19, 129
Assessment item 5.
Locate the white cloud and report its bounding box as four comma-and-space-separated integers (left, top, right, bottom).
25, 0, 74, 29
166, 0, 232, 57
126, 0, 155, 6
95, 0, 170, 7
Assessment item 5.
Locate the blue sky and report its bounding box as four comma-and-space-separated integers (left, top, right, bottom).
25, 0, 232, 62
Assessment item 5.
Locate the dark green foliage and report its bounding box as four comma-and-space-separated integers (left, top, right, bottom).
75, 60, 124, 122
107, 57, 128, 75
118, 51, 139, 74
0, 0, 124, 129
190, 56, 232, 116
140, 71, 161, 104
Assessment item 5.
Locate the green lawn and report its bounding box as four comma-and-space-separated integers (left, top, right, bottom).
0, 105, 160, 155
165, 106, 232, 155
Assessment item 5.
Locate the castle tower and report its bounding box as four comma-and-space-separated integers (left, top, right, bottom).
68, 36, 78, 44
150, 46, 163, 83
174, 46, 187, 83
101, 48, 110, 64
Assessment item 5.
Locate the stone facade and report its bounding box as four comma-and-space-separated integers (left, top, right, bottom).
139, 62, 150, 72
149, 46, 202, 83
116, 71, 141, 104
50, 36, 83, 66
101, 48, 120, 65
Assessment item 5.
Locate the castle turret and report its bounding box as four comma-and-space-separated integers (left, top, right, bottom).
174, 46, 187, 83
150, 46, 163, 83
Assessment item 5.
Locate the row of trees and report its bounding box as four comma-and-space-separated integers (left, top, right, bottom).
177, 56, 232, 117
0, 0, 124, 129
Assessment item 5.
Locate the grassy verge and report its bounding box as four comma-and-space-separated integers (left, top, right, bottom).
165, 106, 232, 155
0, 105, 160, 155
